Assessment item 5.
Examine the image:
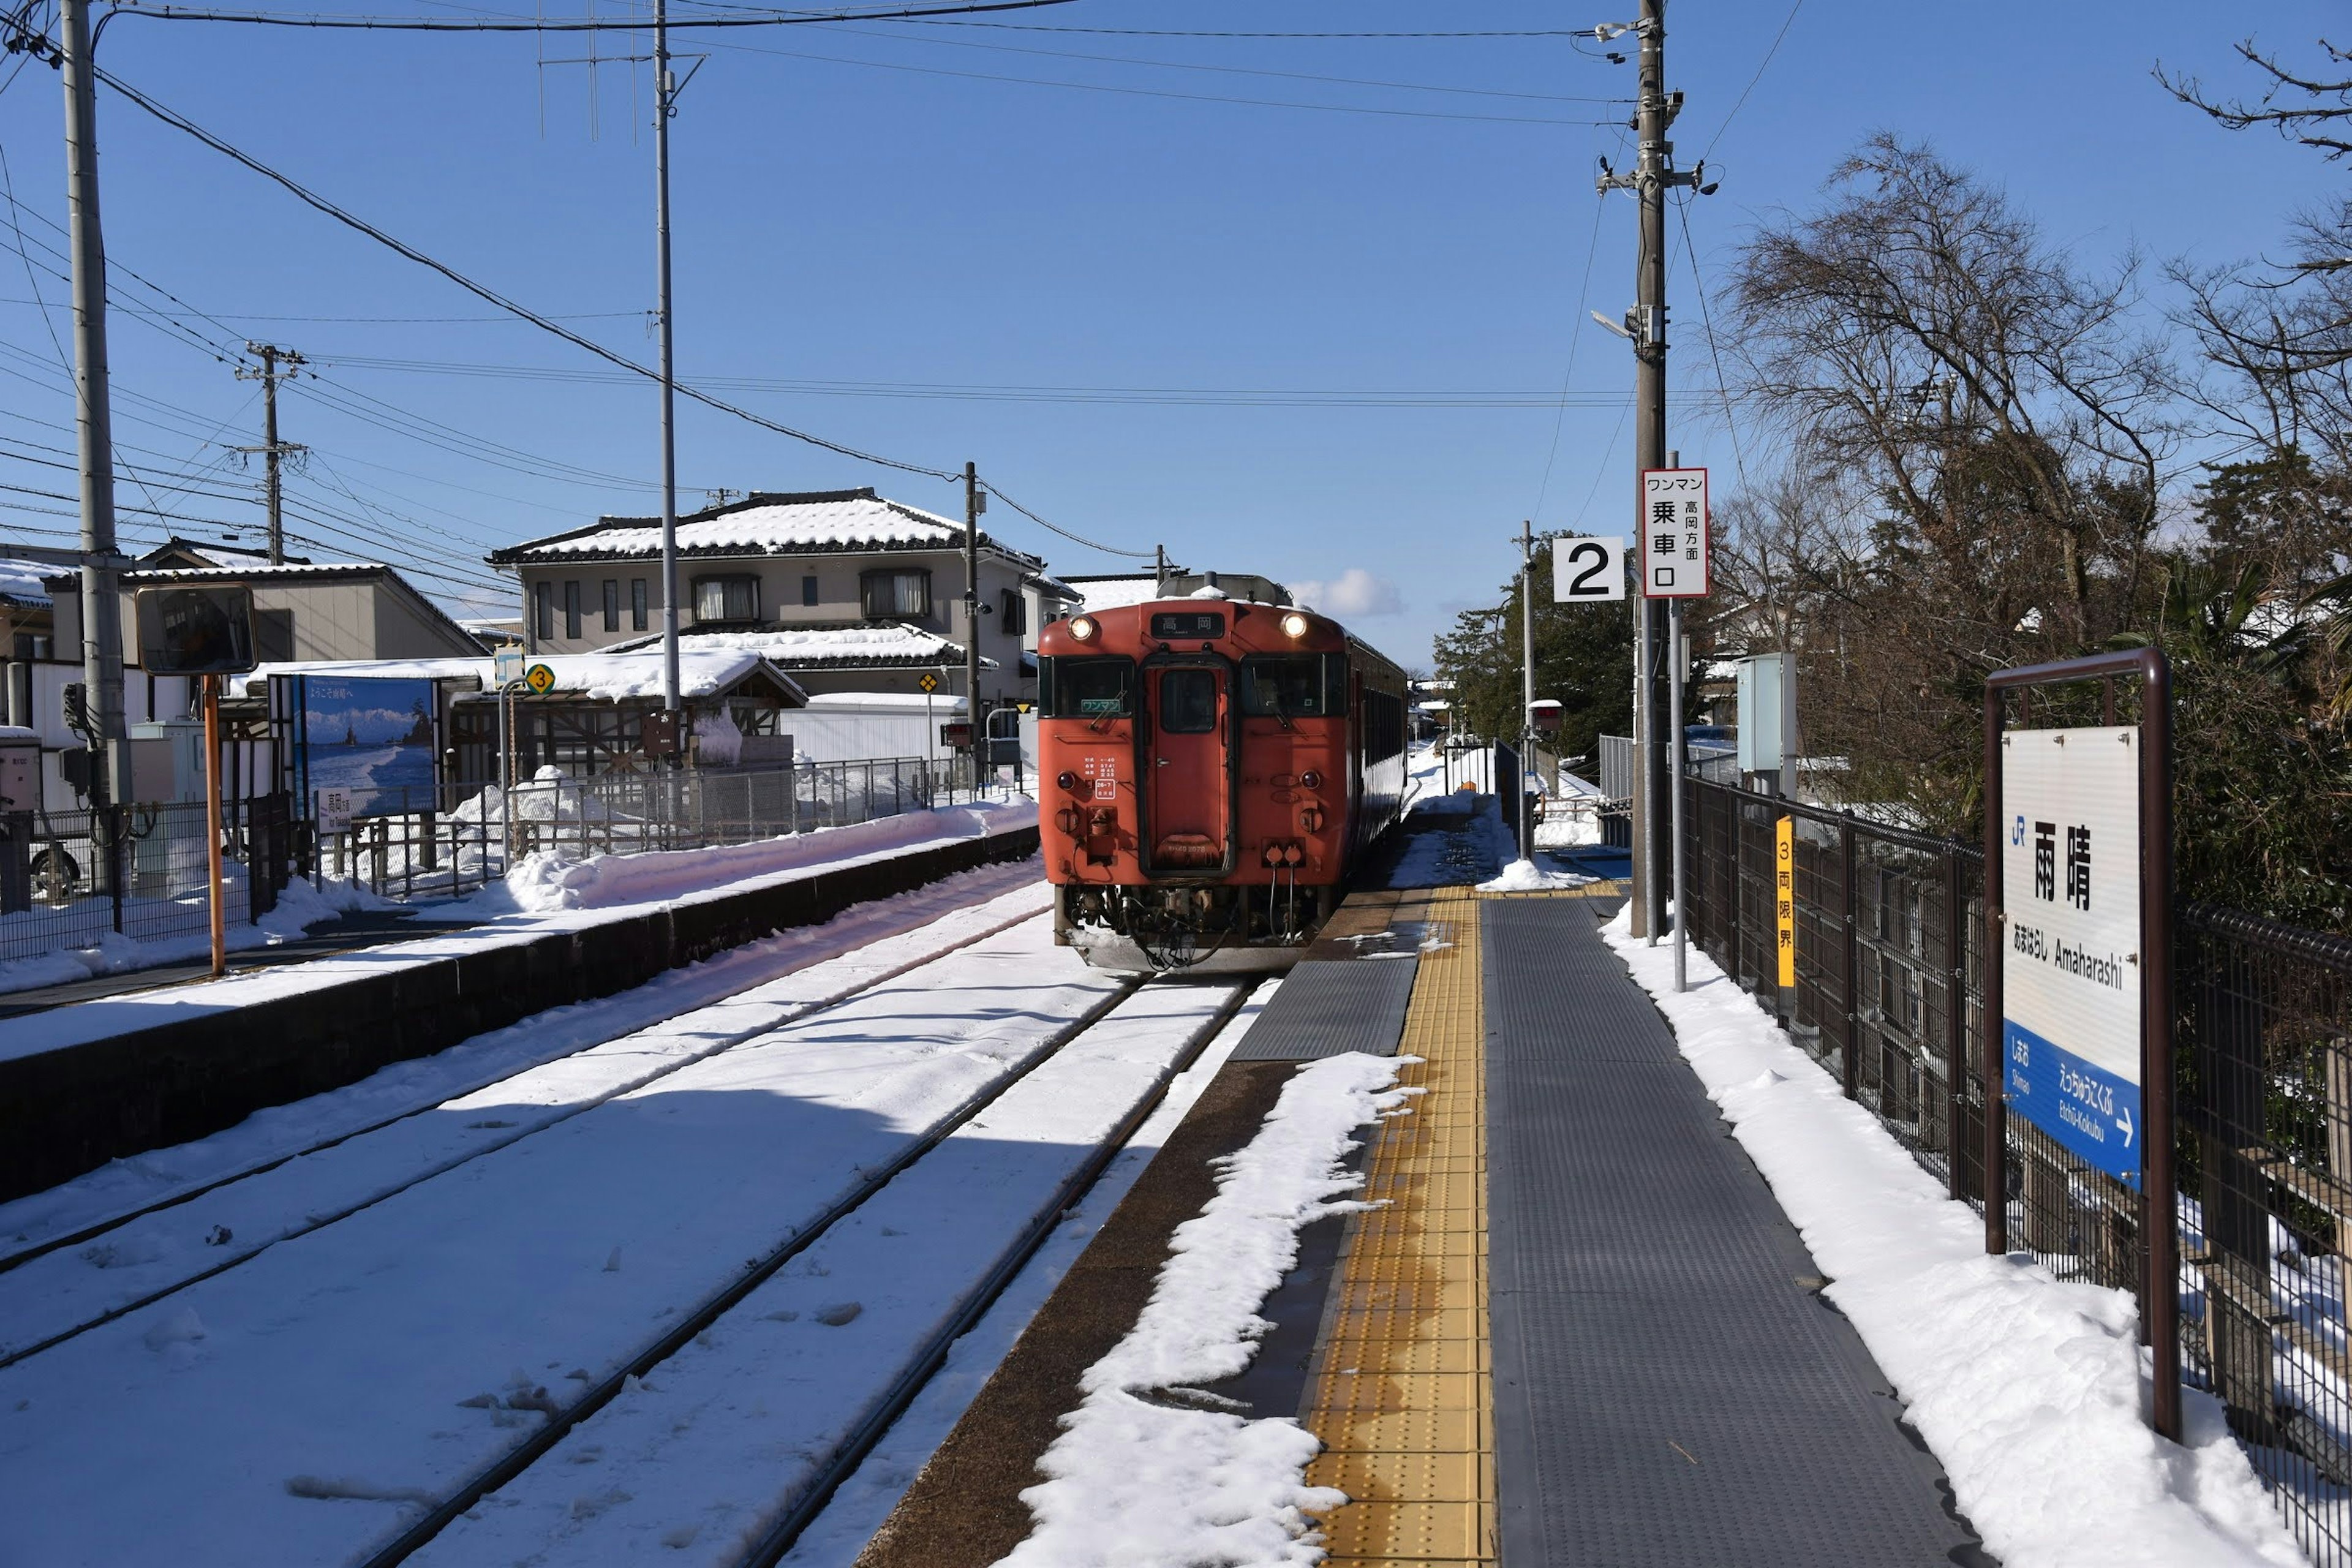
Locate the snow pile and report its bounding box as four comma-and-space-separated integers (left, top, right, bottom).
1003, 1052, 1415, 1568
1476, 858, 1594, 893
692, 706, 744, 766
1601, 908, 2303, 1568
485, 802, 1031, 915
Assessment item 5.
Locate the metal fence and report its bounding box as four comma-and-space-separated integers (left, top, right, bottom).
0, 794, 292, 964
312, 755, 1011, 902
1679, 773, 2352, 1566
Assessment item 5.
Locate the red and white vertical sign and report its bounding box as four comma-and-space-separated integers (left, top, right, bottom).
1638, 467, 1709, 597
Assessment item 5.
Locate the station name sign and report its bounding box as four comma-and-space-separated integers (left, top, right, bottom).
1999, 725, 2144, 1183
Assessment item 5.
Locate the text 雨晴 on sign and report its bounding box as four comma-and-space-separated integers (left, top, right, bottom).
2000, 726, 2144, 1183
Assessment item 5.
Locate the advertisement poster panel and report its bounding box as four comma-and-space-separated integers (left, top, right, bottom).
293, 676, 438, 820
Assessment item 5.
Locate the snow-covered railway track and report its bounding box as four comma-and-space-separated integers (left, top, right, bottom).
0, 875, 1053, 1371
0, 916, 1199, 1567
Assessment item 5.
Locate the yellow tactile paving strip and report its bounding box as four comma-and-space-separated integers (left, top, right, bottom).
1303, 888, 1497, 1565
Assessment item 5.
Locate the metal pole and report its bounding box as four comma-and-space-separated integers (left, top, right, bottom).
965, 462, 983, 796
1670, 598, 1687, 990
262, 348, 283, 564
1518, 520, 1536, 862
1981, 683, 2008, 1256
203, 674, 225, 978
1635, 0, 1673, 937
60, 0, 127, 831
654, 0, 680, 718
2141, 649, 2180, 1442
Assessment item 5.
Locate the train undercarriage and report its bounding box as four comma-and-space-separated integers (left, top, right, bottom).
1054, 879, 1342, 973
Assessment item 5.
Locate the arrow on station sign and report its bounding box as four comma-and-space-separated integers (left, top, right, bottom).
2117, 1106, 2135, 1148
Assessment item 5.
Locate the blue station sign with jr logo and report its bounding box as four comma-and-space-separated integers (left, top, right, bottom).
1999, 726, 2145, 1184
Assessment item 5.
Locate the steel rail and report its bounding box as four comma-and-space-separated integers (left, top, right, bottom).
356, 971, 1151, 1568
0, 898, 1051, 1367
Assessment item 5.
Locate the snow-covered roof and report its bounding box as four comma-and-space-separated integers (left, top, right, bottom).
799, 691, 970, 714
1063, 575, 1166, 612
605, 622, 997, 671
488, 488, 1043, 571
1027, 571, 1082, 603
228, 651, 808, 705
0, 559, 52, 608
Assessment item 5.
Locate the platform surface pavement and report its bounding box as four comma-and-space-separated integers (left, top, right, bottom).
1302, 887, 1986, 1567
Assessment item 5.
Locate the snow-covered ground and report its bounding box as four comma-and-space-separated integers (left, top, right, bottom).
0, 870, 389, 997
0, 914, 1121, 1566
1000, 1051, 1415, 1568
1604, 907, 2304, 1568
413, 979, 1254, 1565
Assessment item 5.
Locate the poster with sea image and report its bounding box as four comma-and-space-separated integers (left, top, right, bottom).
295, 676, 437, 820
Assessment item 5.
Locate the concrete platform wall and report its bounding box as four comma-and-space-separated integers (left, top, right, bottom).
0, 824, 1040, 1204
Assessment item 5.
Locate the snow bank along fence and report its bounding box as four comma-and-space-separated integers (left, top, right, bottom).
309, 755, 1009, 902
1679, 772, 2352, 1566
0, 813, 1042, 1205
0, 793, 295, 964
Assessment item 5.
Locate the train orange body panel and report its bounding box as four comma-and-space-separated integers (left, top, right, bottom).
1036, 593, 1407, 970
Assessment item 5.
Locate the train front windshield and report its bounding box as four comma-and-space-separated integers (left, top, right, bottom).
1042, 656, 1136, 718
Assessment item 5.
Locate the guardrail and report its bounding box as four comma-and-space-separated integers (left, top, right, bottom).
1678, 773, 2352, 1566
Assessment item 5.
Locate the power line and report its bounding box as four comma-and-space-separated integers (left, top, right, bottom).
897, 21, 1597, 40
1678, 199, 1749, 491
1700, 0, 1802, 162
978, 478, 1153, 561
1532, 185, 1611, 520
105, 0, 1081, 33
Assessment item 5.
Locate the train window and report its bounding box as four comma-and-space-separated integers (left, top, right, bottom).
1042, 657, 1135, 718
1157, 668, 1219, 733
1240, 656, 1332, 718
1148, 611, 1226, 640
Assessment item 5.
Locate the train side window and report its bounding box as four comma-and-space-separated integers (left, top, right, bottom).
1044, 656, 1134, 718
1239, 656, 1328, 718
1158, 668, 1219, 733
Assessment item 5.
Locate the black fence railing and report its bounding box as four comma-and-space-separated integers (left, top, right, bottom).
311, 756, 1019, 902
0, 793, 295, 965
1679, 774, 2352, 1567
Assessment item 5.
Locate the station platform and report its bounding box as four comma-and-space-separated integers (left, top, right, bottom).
861, 878, 1989, 1567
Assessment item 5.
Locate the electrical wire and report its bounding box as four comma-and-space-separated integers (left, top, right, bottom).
1532, 185, 1611, 521
977, 478, 1153, 561
1678, 198, 1749, 491
105, 0, 1083, 33
1700, 0, 1802, 164
896, 21, 1597, 40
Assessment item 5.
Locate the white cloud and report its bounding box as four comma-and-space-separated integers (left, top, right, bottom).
1290, 568, 1403, 618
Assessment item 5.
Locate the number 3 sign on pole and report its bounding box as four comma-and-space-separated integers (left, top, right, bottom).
1639, 468, 1709, 597
1551, 535, 1628, 601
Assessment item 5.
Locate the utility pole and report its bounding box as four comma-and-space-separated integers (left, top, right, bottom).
964, 462, 984, 794
234, 344, 306, 564
654, 0, 680, 721
1597, 0, 1695, 940
59, 0, 127, 839
1518, 520, 1537, 862
1154, 543, 1169, 594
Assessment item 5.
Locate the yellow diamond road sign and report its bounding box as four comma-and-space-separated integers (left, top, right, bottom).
918, 673, 939, 693
524, 662, 556, 696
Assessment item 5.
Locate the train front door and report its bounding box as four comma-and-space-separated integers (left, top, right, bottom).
1145, 665, 1229, 871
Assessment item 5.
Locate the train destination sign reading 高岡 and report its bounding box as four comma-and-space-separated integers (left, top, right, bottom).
1999, 725, 2144, 1183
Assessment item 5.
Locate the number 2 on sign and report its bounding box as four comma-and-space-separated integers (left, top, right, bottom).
1774, 816, 1796, 987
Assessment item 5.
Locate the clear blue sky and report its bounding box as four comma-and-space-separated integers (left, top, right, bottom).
0, 1, 2339, 663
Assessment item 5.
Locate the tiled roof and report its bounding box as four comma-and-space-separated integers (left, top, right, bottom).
605, 622, 997, 671
488, 488, 1042, 571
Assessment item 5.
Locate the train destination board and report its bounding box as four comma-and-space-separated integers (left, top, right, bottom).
1998, 725, 2144, 1182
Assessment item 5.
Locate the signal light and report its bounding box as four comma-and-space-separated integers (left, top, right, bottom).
1300, 770, 1322, 790
1057, 771, 1080, 791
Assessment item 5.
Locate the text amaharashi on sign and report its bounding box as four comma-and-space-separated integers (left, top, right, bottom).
1999, 726, 2145, 1183
1638, 468, 1709, 598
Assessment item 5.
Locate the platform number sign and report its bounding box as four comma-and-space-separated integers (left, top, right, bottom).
1999, 726, 2146, 1183
1638, 468, 1709, 598
1551, 536, 1627, 602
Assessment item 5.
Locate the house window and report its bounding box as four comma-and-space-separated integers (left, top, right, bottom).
564, 580, 582, 639
631, 579, 649, 631
693, 575, 760, 623
859, 567, 930, 619
601, 579, 620, 633
533, 580, 554, 642
254, 609, 295, 663
1000, 589, 1026, 636
801, 574, 820, 608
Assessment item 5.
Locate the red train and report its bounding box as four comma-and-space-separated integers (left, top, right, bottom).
1035, 589, 1409, 971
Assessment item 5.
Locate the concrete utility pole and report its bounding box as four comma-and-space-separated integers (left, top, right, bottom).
59, 0, 127, 827
1599, 0, 1695, 940
654, 0, 681, 720
234, 344, 306, 564
963, 463, 987, 793
1518, 520, 1537, 861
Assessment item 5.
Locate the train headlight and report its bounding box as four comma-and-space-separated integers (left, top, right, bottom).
1280, 611, 1310, 639
1068, 615, 1097, 643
